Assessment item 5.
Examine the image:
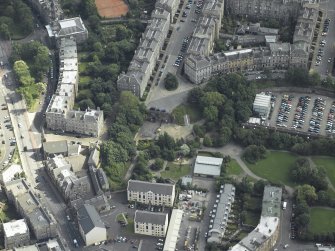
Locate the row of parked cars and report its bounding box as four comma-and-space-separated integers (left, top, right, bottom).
292, 96, 310, 130
325, 101, 335, 134
180, 36, 190, 53
156, 239, 164, 250
276, 95, 293, 127
308, 97, 326, 134
174, 54, 184, 67
322, 18, 330, 36
195, 0, 203, 14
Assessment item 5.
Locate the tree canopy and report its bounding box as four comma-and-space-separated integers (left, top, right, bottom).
11, 41, 50, 81
164, 73, 179, 91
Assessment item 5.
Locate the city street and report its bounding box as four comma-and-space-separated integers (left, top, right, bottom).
0, 40, 74, 250
313, 0, 335, 77
146, 0, 200, 112
273, 199, 316, 251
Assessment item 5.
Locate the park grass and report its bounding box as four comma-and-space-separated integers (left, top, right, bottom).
161, 162, 191, 181
309, 207, 335, 234
79, 76, 92, 86
79, 62, 88, 74
226, 159, 243, 176
12, 147, 21, 165
312, 156, 335, 188
246, 151, 299, 187
171, 104, 202, 125
121, 218, 134, 234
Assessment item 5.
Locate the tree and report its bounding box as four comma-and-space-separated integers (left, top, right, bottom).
200, 92, 224, 107
243, 145, 267, 164
164, 73, 179, 90
295, 213, 310, 229
253, 180, 267, 195
78, 99, 96, 110
317, 190, 330, 206
0, 23, 10, 39
203, 135, 212, 147
295, 184, 318, 206
203, 106, 219, 121
101, 140, 129, 164
150, 158, 164, 171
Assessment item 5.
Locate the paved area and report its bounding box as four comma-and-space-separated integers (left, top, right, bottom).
312, 0, 335, 77
146, 0, 202, 112
176, 178, 217, 251
268, 92, 335, 136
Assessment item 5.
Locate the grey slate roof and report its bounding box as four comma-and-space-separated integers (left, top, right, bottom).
128, 180, 174, 195
134, 210, 167, 225
77, 204, 105, 234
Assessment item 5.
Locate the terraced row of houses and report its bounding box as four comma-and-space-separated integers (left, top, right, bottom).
184, 0, 319, 84
45, 18, 104, 137
117, 0, 183, 97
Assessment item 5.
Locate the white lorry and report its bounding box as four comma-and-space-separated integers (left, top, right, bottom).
282, 201, 287, 210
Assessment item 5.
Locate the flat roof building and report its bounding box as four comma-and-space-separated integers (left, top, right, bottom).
230, 186, 282, 251
0, 164, 23, 185
193, 156, 223, 177
4, 219, 30, 249
253, 93, 272, 118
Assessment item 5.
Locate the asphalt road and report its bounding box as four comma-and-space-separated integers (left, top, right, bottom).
0, 39, 75, 250
273, 199, 316, 251
146, 0, 200, 112
313, 0, 335, 77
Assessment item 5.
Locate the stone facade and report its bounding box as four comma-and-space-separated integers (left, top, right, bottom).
117, 8, 171, 97
45, 38, 103, 137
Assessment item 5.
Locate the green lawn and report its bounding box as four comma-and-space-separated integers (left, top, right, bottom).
171, 104, 202, 125
246, 151, 298, 187
226, 159, 243, 176
79, 76, 92, 86
122, 218, 134, 234
79, 62, 88, 74
313, 156, 335, 187
309, 207, 335, 234
161, 162, 191, 181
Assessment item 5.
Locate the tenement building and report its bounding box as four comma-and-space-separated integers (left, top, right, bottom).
45, 155, 91, 202
45, 37, 104, 137
230, 186, 282, 251
127, 180, 176, 207
134, 210, 169, 237
4, 179, 57, 241
3, 219, 30, 249
26, 0, 63, 24
184, 0, 317, 84
225, 0, 309, 22
117, 6, 171, 97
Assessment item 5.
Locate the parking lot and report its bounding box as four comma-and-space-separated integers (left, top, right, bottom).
268, 92, 335, 136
